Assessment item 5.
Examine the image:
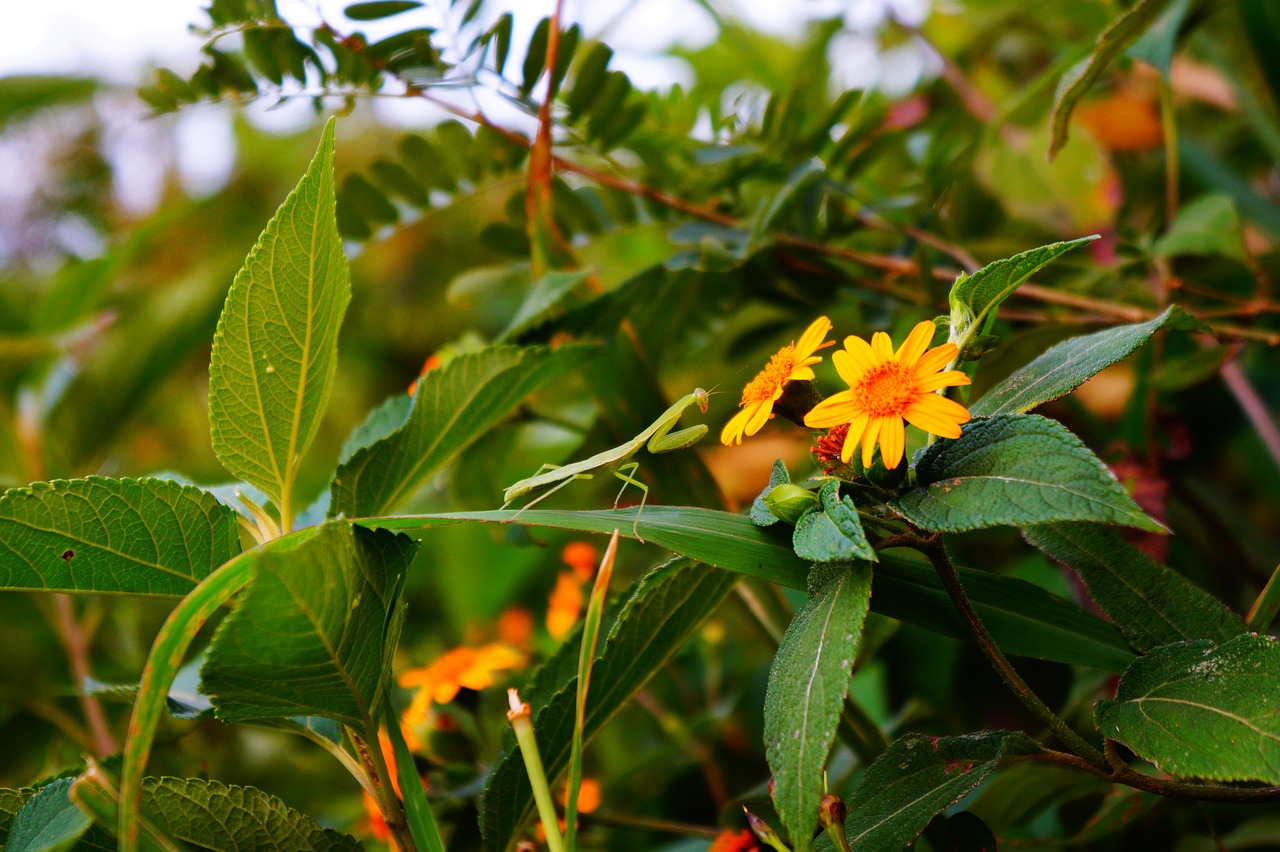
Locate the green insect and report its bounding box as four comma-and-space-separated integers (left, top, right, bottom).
502, 388, 712, 536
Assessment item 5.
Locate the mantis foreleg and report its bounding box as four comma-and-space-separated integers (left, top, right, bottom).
611, 462, 649, 540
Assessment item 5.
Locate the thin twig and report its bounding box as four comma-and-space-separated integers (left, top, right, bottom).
1221, 355, 1280, 475
53, 595, 117, 757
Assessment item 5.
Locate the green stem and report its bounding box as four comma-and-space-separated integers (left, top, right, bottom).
921, 540, 1107, 769
353, 724, 417, 852
509, 691, 567, 852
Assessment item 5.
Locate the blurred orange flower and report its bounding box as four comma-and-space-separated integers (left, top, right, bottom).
561, 540, 599, 583
398, 643, 524, 706
709, 828, 760, 852
496, 607, 535, 649
546, 571, 584, 640
1077, 91, 1162, 152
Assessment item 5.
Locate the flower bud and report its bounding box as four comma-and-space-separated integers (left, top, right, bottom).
763, 483, 820, 524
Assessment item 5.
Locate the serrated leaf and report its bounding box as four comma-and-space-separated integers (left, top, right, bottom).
948, 238, 1096, 358
895, 414, 1164, 533
792, 480, 875, 563
337, 392, 413, 465
1049, 0, 1175, 158
1025, 522, 1242, 652
750, 458, 791, 526
0, 477, 242, 596
74, 774, 362, 851
1096, 634, 1280, 783
200, 521, 415, 726
824, 732, 1039, 849
209, 117, 350, 518
330, 344, 592, 517
971, 305, 1209, 417
374, 507, 1133, 671
499, 270, 591, 341
480, 558, 735, 852
0, 788, 34, 847
344, 1, 422, 20
766, 563, 871, 852
5, 778, 91, 852
1154, 194, 1249, 261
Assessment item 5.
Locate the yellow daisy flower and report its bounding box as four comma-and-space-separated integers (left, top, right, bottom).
721, 316, 833, 445
804, 321, 971, 469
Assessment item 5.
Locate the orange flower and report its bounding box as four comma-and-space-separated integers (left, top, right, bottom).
721, 316, 832, 445
804, 321, 970, 469
1077, 91, 1162, 152
561, 541, 599, 583
496, 607, 535, 649
710, 828, 760, 852
407, 353, 442, 396
398, 643, 524, 706
546, 571, 584, 640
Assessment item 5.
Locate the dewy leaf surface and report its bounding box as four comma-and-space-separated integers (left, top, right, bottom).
895, 414, 1164, 533
480, 558, 736, 852
1025, 522, 1242, 652
972, 306, 1209, 417
209, 117, 350, 514
766, 563, 871, 852
0, 477, 241, 596
374, 507, 1133, 671
838, 732, 1039, 850
331, 343, 592, 517
1096, 634, 1280, 783
201, 521, 415, 726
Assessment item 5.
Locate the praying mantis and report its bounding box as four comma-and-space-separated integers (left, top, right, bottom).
502, 388, 711, 535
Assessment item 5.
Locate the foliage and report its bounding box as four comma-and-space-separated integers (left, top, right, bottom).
2, 0, 1280, 850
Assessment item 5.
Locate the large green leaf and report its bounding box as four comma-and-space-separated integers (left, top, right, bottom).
0, 787, 33, 847
0, 477, 242, 596
947, 238, 1095, 360
895, 414, 1164, 533
72, 773, 362, 851
330, 344, 592, 517
833, 732, 1039, 850
209, 117, 350, 518
766, 563, 872, 851
970, 306, 1208, 417
372, 507, 1133, 670
200, 521, 415, 726
5, 778, 91, 852
1048, 0, 1175, 158
1153, 194, 1249, 262
1096, 634, 1280, 784
1025, 522, 1242, 652
480, 558, 736, 852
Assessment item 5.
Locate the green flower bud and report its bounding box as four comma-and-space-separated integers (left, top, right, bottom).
763, 483, 820, 524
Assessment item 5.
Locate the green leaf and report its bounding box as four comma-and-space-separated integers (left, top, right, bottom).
209, 117, 350, 518
838, 732, 1039, 849
480, 558, 736, 852
792, 480, 875, 563
75, 773, 362, 851
766, 563, 872, 852
200, 521, 415, 726
330, 344, 592, 517
1153, 194, 1249, 261
750, 458, 792, 526
565, 42, 613, 121
970, 305, 1209, 417
521, 17, 551, 96
337, 391, 413, 465
1096, 634, 1280, 783
344, 1, 422, 20
948, 237, 1096, 360
372, 507, 1134, 671
383, 698, 446, 852
1127, 0, 1192, 76
895, 414, 1165, 533
1025, 522, 1242, 652
0, 477, 242, 596
1048, 0, 1175, 158
5, 778, 91, 852
0, 788, 34, 847
499, 270, 591, 340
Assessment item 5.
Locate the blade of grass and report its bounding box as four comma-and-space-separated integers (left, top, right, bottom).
564, 530, 618, 850
382, 699, 446, 852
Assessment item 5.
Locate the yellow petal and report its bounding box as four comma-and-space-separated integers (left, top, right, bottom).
903, 394, 970, 438
832, 348, 868, 388
895, 321, 936, 366
720, 406, 755, 445
840, 413, 871, 463
913, 342, 958, 377
804, 391, 860, 428
880, 416, 905, 469
862, 416, 883, 469
796, 316, 833, 360
790, 365, 816, 381
842, 335, 877, 372
871, 331, 894, 361
915, 370, 971, 392
745, 397, 775, 435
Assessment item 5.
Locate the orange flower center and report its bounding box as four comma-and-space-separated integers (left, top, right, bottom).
740, 344, 798, 405
855, 362, 917, 417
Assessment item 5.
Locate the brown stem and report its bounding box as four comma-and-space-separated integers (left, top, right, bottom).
921, 540, 1107, 768
352, 725, 416, 852
1014, 747, 1280, 803
53, 595, 117, 757
1221, 355, 1280, 475
585, 811, 722, 838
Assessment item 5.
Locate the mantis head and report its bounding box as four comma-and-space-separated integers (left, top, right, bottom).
692, 387, 710, 413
